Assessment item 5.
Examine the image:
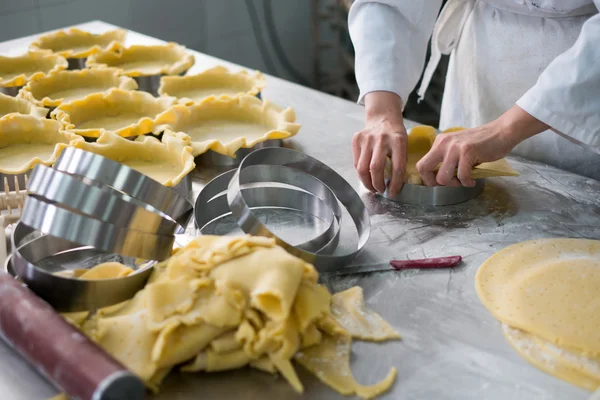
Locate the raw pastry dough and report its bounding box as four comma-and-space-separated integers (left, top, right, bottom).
475, 238, 600, 390
386, 125, 519, 185
68, 235, 398, 398
71, 131, 194, 186
0, 51, 67, 88
29, 28, 126, 59
158, 66, 266, 104
0, 114, 81, 174
86, 43, 195, 77
156, 95, 300, 157
52, 88, 176, 138
503, 325, 600, 390
0, 92, 48, 118
18, 68, 138, 108
331, 286, 401, 341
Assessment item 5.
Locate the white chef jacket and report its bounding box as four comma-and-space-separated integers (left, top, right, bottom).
349, 0, 600, 180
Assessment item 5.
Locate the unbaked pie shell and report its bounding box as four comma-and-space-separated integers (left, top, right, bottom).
155, 95, 300, 157
52, 88, 176, 138
0, 114, 82, 174
0, 92, 48, 118
70, 131, 195, 186
86, 43, 195, 77
0, 51, 68, 88
158, 66, 266, 104
29, 28, 126, 59
19, 67, 138, 108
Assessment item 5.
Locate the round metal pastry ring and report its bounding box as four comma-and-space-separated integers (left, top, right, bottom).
194, 166, 341, 254
227, 147, 370, 273
381, 178, 485, 206
54, 147, 192, 229
10, 222, 155, 312
20, 196, 175, 261
28, 165, 179, 235
196, 139, 283, 167
0, 85, 22, 97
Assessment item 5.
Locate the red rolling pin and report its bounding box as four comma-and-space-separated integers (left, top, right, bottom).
0, 273, 145, 400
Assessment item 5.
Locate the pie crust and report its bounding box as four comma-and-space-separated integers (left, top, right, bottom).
155, 95, 300, 157
0, 51, 68, 88
19, 67, 138, 108
29, 28, 126, 59
70, 131, 195, 186
0, 114, 81, 174
52, 88, 176, 138
86, 43, 195, 77
158, 66, 266, 104
0, 92, 48, 118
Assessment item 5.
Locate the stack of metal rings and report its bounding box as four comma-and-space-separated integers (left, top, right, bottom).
9, 147, 193, 311
194, 147, 370, 273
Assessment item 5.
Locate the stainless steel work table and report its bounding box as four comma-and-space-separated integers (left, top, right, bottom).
1, 21, 599, 400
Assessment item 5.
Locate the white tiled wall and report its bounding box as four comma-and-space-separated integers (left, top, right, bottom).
0, 0, 313, 85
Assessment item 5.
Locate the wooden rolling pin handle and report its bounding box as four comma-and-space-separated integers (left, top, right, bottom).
0, 273, 145, 400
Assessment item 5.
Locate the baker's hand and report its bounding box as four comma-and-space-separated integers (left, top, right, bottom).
353, 91, 407, 196
416, 106, 549, 187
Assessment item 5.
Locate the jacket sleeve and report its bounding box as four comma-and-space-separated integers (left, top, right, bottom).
516, 2, 600, 148
348, 0, 443, 106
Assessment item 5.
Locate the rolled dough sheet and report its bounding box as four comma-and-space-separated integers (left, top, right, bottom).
386, 125, 519, 184
503, 325, 600, 391
475, 238, 600, 355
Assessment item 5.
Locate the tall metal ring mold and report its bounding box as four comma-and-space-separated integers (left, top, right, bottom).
10, 223, 155, 312
227, 147, 370, 273
194, 167, 341, 254
0, 85, 23, 97
135, 70, 188, 96
53, 147, 192, 228
381, 178, 485, 206
20, 196, 175, 261
28, 165, 179, 235
67, 57, 87, 70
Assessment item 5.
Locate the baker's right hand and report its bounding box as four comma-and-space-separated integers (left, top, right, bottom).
352, 91, 407, 197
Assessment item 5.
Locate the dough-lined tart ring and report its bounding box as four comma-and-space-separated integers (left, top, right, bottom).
0, 51, 68, 89
0, 114, 82, 174
70, 131, 195, 186
158, 66, 266, 104
0, 92, 48, 118
29, 28, 126, 59
18, 68, 138, 108
86, 43, 195, 77
155, 95, 300, 157
52, 88, 176, 139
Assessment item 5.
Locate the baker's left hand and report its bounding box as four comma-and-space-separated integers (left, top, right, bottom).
416, 106, 549, 187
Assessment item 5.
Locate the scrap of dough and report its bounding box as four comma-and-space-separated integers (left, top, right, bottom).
385, 125, 519, 185
158, 66, 266, 104
71, 130, 195, 186
52, 88, 176, 138
475, 238, 600, 355
155, 95, 300, 157
503, 325, 600, 391
78, 262, 133, 280
86, 43, 194, 77
331, 286, 401, 341
64, 235, 399, 398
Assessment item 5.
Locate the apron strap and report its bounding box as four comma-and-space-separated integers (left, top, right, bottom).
417, 0, 477, 102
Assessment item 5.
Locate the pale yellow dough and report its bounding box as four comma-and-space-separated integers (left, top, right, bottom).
0, 92, 48, 119
475, 238, 600, 390
65, 235, 398, 398
0, 51, 68, 88
71, 131, 194, 186
52, 88, 176, 138
156, 95, 300, 157
0, 114, 81, 174
158, 66, 266, 104
86, 43, 195, 77
29, 28, 126, 59
18, 68, 138, 108
386, 125, 519, 185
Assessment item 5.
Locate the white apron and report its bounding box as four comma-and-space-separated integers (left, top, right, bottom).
418, 0, 600, 180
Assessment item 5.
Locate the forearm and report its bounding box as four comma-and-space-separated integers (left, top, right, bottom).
494, 105, 550, 149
